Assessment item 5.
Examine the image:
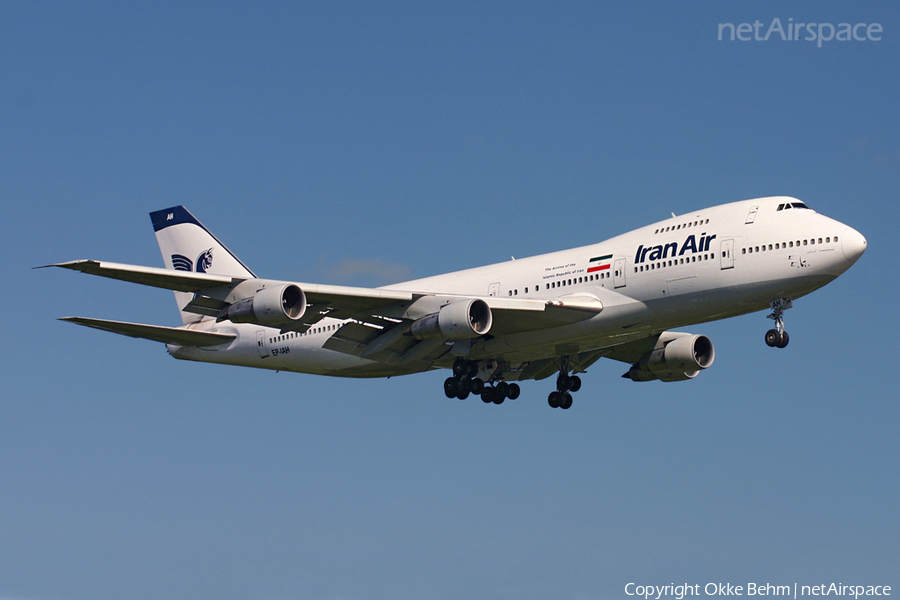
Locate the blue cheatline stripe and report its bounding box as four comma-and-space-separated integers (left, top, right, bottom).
148, 205, 258, 278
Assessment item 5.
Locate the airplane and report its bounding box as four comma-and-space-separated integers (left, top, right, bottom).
43, 196, 866, 409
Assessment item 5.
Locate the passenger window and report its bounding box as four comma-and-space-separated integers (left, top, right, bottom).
818, 238, 823, 244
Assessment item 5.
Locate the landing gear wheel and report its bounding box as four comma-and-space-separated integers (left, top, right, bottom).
492, 393, 505, 405
568, 376, 581, 393
765, 329, 779, 347
496, 381, 509, 398
560, 393, 573, 410
470, 378, 484, 395
776, 330, 790, 348
481, 387, 495, 403
452, 358, 468, 377
444, 378, 459, 398
548, 391, 562, 408
507, 383, 520, 400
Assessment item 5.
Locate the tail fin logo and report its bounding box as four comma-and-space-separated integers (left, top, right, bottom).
171, 254, 193, 271
170, 249, 213, 273
196, 248, 213, 273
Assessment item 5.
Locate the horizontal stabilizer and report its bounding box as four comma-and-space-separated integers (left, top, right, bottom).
60, 317, 236, 347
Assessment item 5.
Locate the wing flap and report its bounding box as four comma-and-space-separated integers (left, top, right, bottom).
60, 317, 236, 347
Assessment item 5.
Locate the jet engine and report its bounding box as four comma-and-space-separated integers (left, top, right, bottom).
623, 333, 715, 382
410, 299, 493, 340
219, 283, 307, 326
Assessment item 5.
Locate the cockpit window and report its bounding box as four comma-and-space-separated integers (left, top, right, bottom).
777, 202, 811, 211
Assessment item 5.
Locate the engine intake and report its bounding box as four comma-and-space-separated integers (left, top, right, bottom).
624, 333, 715, 382
220, 284, 307, 326
410, 299, 493, 340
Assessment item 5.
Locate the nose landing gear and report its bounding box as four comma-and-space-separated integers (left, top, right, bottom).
765, 298, 792, 349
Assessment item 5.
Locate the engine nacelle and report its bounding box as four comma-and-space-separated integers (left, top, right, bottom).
624, 333, 715, 383
410, 299, 493, 341
220, 284, 307, 326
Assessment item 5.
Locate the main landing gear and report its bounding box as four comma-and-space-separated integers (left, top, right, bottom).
548, 359, 581, 410
764, 298, 792, 349
444, 358, 520, 405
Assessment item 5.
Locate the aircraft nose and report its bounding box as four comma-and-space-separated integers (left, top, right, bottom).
841, 226, 867, 263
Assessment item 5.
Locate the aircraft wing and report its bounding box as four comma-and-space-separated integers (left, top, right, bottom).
45, 259, 601, 326
42, 260, 238, 293
46, 259, 603, 365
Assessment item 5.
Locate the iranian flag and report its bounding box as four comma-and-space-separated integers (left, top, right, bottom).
587, 254, 612, 273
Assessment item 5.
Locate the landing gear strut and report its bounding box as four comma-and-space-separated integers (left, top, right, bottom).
548, 358, 580, 410
765, 298, 792, 349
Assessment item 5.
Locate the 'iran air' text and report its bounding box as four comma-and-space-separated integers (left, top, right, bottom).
634, 233, 717, 264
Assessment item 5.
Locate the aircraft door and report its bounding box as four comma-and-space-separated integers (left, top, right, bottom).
256, 329, 269, 358
613, 258, 626, 288
720, 239, 734, 270
745, 205, 759, 224
488, 282, 500, 297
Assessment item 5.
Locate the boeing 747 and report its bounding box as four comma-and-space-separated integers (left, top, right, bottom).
45, 196, 866, 409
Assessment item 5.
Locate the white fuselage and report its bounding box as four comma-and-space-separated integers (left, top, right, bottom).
169, 197, 866, 377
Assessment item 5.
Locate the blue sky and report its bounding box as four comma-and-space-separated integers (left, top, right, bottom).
1, 2, 897, 600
